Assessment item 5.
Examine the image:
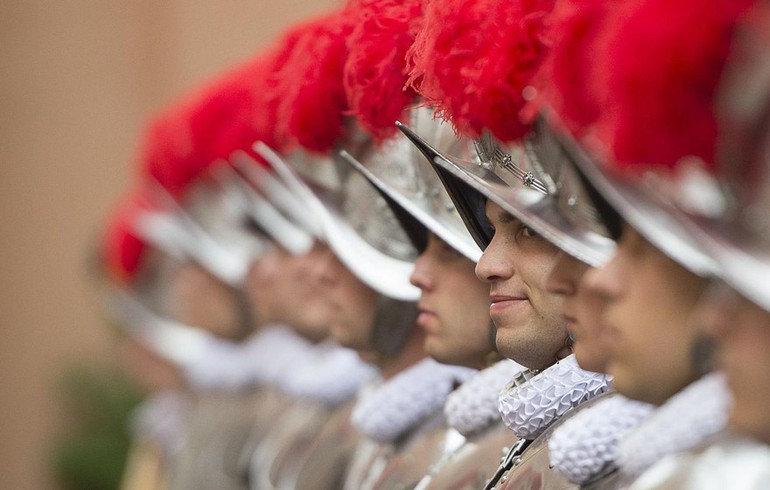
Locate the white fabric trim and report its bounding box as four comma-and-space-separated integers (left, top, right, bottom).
352, 358, 475, 443
184, 325, 313, 390
617, 371, 731, 478
498, 355, 610, 439
549, 393, 653, 484
278, 341, 378, 405
444, 359, 526, 437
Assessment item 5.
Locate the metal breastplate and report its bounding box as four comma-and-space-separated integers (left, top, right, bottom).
369, 412, 450, 489
277, 400, 361, 490
169, 390, 268, 490
417, 422, 520, 490
487, 431, 573, 490
249, 400, 331, 490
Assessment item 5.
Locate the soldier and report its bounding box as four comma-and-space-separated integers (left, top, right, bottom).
613, 2, 770, 486
98, 193, 197, 490
401, 0, 612, 487
527, 0, 767, 486
258, 138, 475, 489
345, 102, 535, 489
336, 2, 532, 482
247, 6, 479, 487
122, 37, 376, 490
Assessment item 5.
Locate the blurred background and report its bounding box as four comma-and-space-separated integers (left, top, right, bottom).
0, 1, 336, 488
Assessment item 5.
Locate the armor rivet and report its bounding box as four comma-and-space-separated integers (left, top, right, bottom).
502, 154, 512, 166
567, 196, 577, 207
523, 172, 535, 187
446, 203, 455, 212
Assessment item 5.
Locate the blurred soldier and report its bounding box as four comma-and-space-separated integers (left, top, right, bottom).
611, 2, 770, 487
526, 0, 768, 487
248, 7, 476, 486
98, 194, 193, 490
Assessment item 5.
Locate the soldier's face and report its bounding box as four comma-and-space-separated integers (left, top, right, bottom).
167, 262, 245, 340
282, 241, 335, 341
245, 245, 285, 326
410, 233, 493, 369
323, 253, 379, 354
475, 201, 567, 371
247, 242, 334, 340
698, 284, 770, 444
545, 251, 609, 373
588, 224, 709, 405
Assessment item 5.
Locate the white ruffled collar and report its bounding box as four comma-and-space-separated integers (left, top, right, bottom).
617, 371, 731, 478
444, 359, 526, 437
548, 392, 654, 484
131, 391, 190, 457
184, 325, 313, 390
278, 341, 378, 405
628, 432, 770, 489
498, 355, 610, 440
352, 358, 475, 443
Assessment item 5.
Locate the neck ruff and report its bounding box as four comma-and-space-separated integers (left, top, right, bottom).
498, 355, 610, 440
549, 393, 654, 484
617, 371, 731, 478
352, 358, 475, 443
445, 359, 526, 437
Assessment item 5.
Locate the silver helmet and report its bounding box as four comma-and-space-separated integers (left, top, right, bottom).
134, 179, 263, 288
255, 142, 420, 302
211, 160, 314, 257
399, 118, 616, 268
340, 106, 482, 262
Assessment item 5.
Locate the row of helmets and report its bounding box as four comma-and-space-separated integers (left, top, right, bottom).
94, 0, 770, 489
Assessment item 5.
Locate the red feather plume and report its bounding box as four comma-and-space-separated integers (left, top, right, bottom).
186, 55, 271, 167
408, 0, 554, 142
599, 0, 753, 173
343, 0, 423, 141
139, 103, 197, 200
534, 0, 614, 137
101, 195, 152, 285
273, 8, 356, 154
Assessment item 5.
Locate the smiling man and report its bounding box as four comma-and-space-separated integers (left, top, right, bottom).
397, 0, 612, 486
477, 201, 569, 371
344, 106, 533, 488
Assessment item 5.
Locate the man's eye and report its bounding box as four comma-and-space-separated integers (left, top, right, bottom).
483, 218, 495, 233
520, 225, 539, 238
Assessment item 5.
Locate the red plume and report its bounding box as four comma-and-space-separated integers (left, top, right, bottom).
343, 0, 423, 141
186, 55, 271, 167
101, 194, 152, 285
408, 0, 554, 142
599, 0, 753, 172
273, 8, 356, 154
534, 0, 615, 136
139, 103, 197, 200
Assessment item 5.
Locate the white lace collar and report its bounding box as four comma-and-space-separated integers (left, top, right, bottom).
628, 432, 770, 489
278, 341, 378, 405
548, 393, 654, 484
352, 358, 475, 443
444, 359, 526, 437
184, 325, 313, 390
131, 391, 189, 457
617, 371, 731, 478
498, 355, 610, 440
